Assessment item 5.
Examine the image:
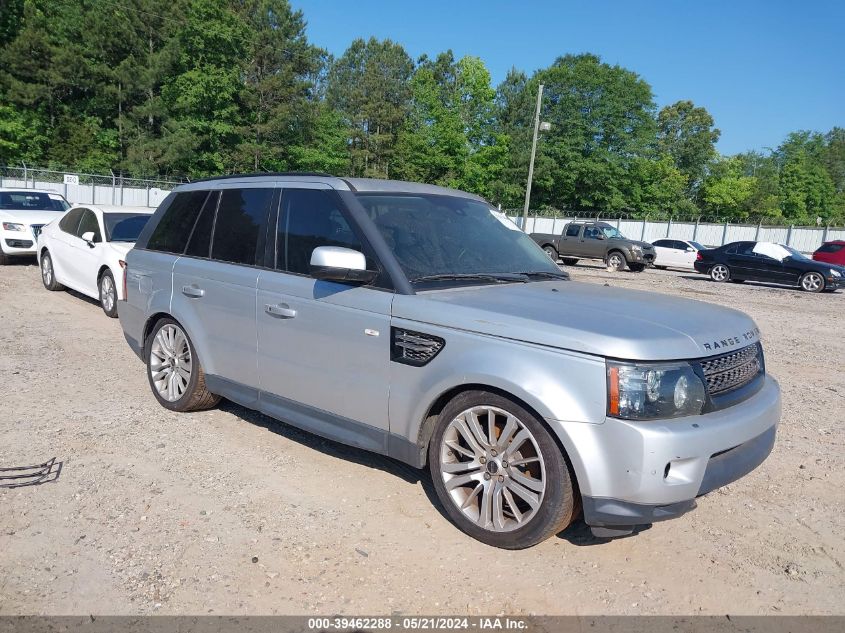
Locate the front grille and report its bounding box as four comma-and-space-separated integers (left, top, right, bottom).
391, 328, 445, 367
31, 224, 44, 240
699, 343, 763, 395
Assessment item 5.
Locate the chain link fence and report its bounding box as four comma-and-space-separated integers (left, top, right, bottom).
0, 165, 184, 208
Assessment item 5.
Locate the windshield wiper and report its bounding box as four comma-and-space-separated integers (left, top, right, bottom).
515, 270, 570, 280
410, 273, 529, 284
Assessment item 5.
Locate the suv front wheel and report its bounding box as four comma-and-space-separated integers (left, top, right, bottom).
145, 318, 220, 412
429, 390, 576, 549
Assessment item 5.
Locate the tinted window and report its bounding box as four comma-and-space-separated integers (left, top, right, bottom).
103, 214, 151, 242
146, 190, 209, 254
584, 226, 602, 239
652, 239, 670, 248
77, 210, 102, 242
211, 188, 273, 265
0, 191, 69, 211
59, 208, 84, 234
565, 225, 580, 237
817, 243, 843, 253
278, 189, 361, 275
184, 191, 219, 258
672, 240, 689, 250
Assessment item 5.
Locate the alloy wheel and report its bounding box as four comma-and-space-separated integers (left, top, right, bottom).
149, 324, 192, 402
438, 406, 546, 533
801, 272, 823, 292
710, 264, 729, 282
41, 256, 53, 287
100, 275, 115, 313
607, 253, 625, 271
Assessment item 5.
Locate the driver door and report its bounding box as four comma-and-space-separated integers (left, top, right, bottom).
256, 184, 393, 451
580, 226, 605, 258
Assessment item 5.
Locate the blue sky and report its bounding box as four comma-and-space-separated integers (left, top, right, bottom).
291, 0, 843, 156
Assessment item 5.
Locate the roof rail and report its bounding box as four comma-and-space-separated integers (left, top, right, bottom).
188, 171, 335, 184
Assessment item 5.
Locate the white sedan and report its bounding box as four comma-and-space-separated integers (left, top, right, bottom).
37, 205, 154, 317
0, 189, 70, 264
650, 238, 706, 270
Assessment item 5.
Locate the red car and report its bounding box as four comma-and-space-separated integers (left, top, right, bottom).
813, 241, 845, 266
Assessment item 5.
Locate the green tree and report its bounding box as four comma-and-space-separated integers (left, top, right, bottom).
327, 37, 414, 177
778, 153, 836, 223
701, 156, 758, 218
657, 100, 720, 196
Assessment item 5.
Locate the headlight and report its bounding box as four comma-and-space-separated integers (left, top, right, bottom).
830, 269, 841, 278
631, 245, 643, 253
607, 360, 706, 420
2, 222, 25, 231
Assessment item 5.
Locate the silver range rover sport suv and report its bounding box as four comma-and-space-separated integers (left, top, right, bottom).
118, 174, 781, 549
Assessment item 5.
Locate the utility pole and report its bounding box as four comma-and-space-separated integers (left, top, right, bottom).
522, 83, 545, 232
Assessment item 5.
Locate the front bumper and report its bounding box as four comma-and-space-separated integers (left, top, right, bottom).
1, 227, 40, 255
629, 249, 655, 264
555, 375, 780, 535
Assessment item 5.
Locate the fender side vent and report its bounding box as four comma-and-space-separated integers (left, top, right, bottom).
391, 328, 445, 367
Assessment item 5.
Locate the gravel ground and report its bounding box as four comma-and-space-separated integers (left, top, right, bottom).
1, 258, 843, 615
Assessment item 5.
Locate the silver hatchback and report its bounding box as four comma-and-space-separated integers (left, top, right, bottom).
118, 174, 780, 548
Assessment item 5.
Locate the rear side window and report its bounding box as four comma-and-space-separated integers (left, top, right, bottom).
817, 243, 843, 253
652, 239, 670, 248
565, 225, 580, 237
59, 208, 84, 234
210, 188, 273, 266
277, 188, 362, 275
672, 240, 688, 250
184, 192, 220, 258
77, 209, 102, 242
146, 190, 209, 254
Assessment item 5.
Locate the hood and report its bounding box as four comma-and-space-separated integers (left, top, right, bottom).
0, 209, 65, 225
392, 281, 760, 361
614, 239, 654, 250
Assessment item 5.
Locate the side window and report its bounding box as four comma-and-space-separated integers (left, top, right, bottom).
819, 243, 843, 253
184, 191, 220, 259
277, 188, 362, 275
59, 208, 84, 234
565, 225, 580, 237
77, 210, 102, 242
210, 188, 273, 266
736, 243, 756, 256
652, 239, 669, 248
672, 240, 688, 250
584, 226, 601, 239
146, 190, 209, 254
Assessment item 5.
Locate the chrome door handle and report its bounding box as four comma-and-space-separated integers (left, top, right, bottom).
181, 285, 205, 298
265, 303, 296, 318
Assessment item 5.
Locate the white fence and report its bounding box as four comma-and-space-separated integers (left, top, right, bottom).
513, 216, 845, 254
0, 166, 177, 208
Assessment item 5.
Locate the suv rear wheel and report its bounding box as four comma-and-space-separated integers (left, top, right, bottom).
145, 318, 220, 412
428, 390, 576, 549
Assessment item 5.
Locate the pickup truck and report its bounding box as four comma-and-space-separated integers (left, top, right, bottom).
532, 221, 656, 272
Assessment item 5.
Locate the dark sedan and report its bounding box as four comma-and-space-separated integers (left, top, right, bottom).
694, 241, 844, 293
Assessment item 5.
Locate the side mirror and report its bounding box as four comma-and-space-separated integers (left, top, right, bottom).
309, 246, 377, 284
80, 231, 96, 247
596, 234, 605, 240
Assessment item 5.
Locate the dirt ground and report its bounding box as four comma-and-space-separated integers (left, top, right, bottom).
1, 258, 843, 616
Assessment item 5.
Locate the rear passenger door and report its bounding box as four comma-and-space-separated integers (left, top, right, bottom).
256, 184, 393, 449
171, 184, 275, 406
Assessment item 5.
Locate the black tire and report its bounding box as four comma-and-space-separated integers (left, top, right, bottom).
629, 263, 646, 272
0, 245, 10, 266
799, 271, 825, 293
40, 250, 65, 291
145, 317, 220, 412
543, 245, 558, 261
709, 263, 730, 282
99, 270, 118, 318
606, 251, 627, 272
562, 258, 578, 266
428, 390, 576, 549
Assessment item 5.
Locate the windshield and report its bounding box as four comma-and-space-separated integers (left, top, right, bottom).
354, 193, 560, 286
104, 213, 151, 242
601, 226, 626, 239
781, 245, 811, 260
0, 191, 69, 212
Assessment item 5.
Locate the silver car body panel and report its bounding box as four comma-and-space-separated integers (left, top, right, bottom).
118, 176, 781, 531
